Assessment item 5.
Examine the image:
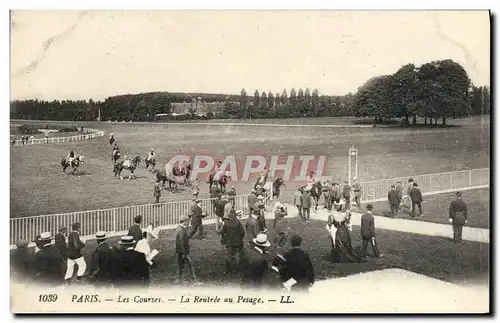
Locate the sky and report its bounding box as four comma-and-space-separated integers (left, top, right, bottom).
10, 10, 490, 101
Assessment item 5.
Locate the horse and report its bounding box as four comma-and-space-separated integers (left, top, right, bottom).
272, 176, 286, 199
306, 181, 323, 211
114, 156, 142, 180
254, 172, 269, 190
112, 149, 121, 164
61, 156, 84, 175
145, 155, 156, 173
208, 172, 229, 193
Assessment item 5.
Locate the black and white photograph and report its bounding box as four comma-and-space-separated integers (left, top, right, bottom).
8, 8, 491, 314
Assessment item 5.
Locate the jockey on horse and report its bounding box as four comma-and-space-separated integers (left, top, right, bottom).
109, 133, 115, 146
112, 146, 121, 163
66, 151, 76, 167
147, 149, 156, 161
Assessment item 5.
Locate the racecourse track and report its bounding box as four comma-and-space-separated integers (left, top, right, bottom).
10, 116, 490, 218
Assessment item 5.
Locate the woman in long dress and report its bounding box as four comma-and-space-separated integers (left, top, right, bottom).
327, 200, 364, 263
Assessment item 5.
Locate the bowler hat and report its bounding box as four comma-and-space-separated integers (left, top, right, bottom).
366, 204, 373, 210
71, 222, 81, 231
134, 215, 143, 223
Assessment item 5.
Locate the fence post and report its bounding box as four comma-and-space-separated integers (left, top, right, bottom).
112, 208, 117, 233
468, 170, 472, 187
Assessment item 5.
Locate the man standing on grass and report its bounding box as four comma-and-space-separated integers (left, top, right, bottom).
300, 190, 312, 222
387, 185, 400, 218
64, 222, 87, 285
153, 181, 162, 204
128, 215, 143, 244
360, 204, 383, 258
189, 200, 207, 240
175, 217, 201, 284
449, 191, 468, 243
409, 182, 424, 217
352, 177, 362, 209
248, 189, 258, 216
342, 180, 351, 210
395, 180, 404, 211
220, 210, 246, 274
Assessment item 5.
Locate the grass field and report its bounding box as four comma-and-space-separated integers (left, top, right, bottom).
369, 188, 490, 229
10, 117, 490, 217
11, 217, 489, 288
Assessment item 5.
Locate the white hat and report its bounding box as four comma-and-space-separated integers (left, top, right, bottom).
96, 231, 106, 239
236, 210, 243, 216
275, 202, 283, 208
253, 233, 271, 247
110, 133, 114, 136
39, 232, 52, 241
119, 236, 136, 245
334, 199, 345, 206
257, 195, 264, 201
256, 185, 261, 188
353, 177, 358, 181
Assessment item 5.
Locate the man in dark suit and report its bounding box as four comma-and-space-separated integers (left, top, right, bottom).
153, 181, 162, 204
300, 190, 312, 222
128, 215, 143, 243
220, 211, 246, 273
112, 236, 150, 287
189, 200, 207, 240
409, 182, 424, 217
245, 212, 259, 248
360, 204, 382, 258
54, 227, 68, 260
387, 185, 401, 218
241, 233, 271, 289
175, 217, 201, 284
248, 189, 258, 217
276, 234, 315, 291
65, 222, 87, 284
90, 232, 113, 287
35, 232, 65, 285
449, 191, 468, 243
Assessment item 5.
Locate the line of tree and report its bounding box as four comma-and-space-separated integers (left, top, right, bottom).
222, 88, 355, 119
10, 59, 489, 122
352, 59, 490, 125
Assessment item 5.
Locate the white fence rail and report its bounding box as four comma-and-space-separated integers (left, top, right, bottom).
9, 168, 489, 247
10, 128, 105, 147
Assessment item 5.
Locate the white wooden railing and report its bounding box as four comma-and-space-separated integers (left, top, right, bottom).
10, 128, 105, 147
9, 168, 489, 247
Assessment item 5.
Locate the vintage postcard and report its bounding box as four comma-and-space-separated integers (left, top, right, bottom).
9, 10, 490, 314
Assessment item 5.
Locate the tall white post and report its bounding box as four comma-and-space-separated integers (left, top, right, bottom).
348, 145, 358, 186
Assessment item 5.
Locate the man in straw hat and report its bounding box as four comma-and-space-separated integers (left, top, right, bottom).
175, 217, 201, 284
241, 233, 271, 288
35, 232, 65, 285
449, 191, 468, 243
65, 222, 87, 285
112, 236, 150, 287
90, 232, 113, 287
220, 210, 246, 274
